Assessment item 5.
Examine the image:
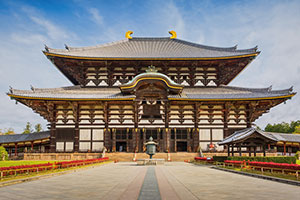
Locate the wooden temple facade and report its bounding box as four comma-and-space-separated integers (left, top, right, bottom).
7, 31, 295, 153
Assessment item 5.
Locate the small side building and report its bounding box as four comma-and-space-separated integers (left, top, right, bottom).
218, 128, 300, 156
0, 132, 50, 157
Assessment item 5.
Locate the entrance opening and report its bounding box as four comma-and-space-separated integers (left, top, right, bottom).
177, 141, 187, 152
116, 142, 127, 152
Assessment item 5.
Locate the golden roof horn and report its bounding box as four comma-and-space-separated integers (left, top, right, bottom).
169, 30, 177, 39
125, 31, 133, 39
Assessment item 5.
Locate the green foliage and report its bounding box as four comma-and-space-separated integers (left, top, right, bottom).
227, 156, 296, 164
293, 125, 300, 134
34, 124, 43, 132
0, 146, 8, 161
23, 122, 33, 134
213, 156, 228, 162
264, 120, 300, 133
0, 128, 15, 135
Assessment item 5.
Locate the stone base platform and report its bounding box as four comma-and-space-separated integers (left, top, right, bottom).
136, 159, 165, 165
24, 153, 102, 160
23, 152, 278, 161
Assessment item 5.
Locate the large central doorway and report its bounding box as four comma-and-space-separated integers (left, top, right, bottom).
177, 141, 187, 152
116, 142, 127, 152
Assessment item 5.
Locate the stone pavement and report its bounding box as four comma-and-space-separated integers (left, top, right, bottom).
1, 162, 300, 200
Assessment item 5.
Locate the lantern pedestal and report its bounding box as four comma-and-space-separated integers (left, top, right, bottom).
136, 158, 165, 165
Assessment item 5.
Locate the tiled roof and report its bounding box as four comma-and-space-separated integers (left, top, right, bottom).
8, 85, 294, 100
219, 128, 300, 145
218, 128, 278, 145
45, 37, 259, 59
0, 131, 50, 144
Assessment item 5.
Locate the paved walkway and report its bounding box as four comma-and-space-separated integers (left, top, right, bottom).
1, 162, 300, 200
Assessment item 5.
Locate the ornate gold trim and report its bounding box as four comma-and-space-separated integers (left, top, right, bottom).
120, 77, 183, 90
44, 52, 259, 61
8, 93, 294, 101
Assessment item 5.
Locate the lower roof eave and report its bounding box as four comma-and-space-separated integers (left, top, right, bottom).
8, 93, 294, 102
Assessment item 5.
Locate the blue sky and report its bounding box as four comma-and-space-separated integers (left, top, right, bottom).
0, 0, 300, 133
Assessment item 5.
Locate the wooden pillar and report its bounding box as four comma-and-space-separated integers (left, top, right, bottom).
74, 103, 79, 153
165, 128, 170, 152
231, 145, 234, 156
47, 103, 56, 153
134, 128, 139, 152
133, 102, 139, 152
283, 142, 286, 155
253, 146, 257, 157
14, 143, 18, 156
246, 104, 253, 128
31, 141, 34, 152
112, 129, 116, 152
268, 144, 271, 151
194, 103, 199, 153
239, 144, 242, 156
248, 147, 251, 157
187, 128, 191, 152
263, 145, 266, 157
227, 145, 230, 156
223, 103, 230, 153
165, 102, 170, 152
174, 129, 177, 152
126, 129, 129, 152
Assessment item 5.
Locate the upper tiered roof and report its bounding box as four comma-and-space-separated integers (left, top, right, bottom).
44, 37, 259, 60
43, 31, 260, 87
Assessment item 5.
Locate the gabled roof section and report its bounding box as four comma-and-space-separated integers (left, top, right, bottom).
218, 128, 278, 145
219, 128, 300, 145
119, 66, 184, 95
44, 37, 259, 60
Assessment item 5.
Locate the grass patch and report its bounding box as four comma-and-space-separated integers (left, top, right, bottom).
219, 165, 300, 182
297, 160, 300, 165
0, 160, 59, 167
0, 161, 111, 183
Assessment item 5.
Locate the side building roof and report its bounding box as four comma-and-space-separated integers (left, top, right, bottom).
0, 131, 50, 144
219, 128, 300, 145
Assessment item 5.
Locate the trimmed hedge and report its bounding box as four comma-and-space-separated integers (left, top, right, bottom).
213, 156, 297, 164
213, 156, 228, 162
227, 156, 296, 164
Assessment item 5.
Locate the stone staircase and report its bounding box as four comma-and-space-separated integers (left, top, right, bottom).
105, 152, 201, 162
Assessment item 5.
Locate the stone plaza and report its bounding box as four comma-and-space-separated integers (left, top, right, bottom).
1, 162, 299, 200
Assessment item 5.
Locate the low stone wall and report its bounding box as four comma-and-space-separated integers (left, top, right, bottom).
23, 152, 278, 161
24, 153, 102, 160
203, 153, 278, 157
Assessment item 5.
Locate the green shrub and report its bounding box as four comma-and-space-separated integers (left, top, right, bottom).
295, 151, 300, 160
227, 156, 296, 164
0, 146, 8, 161
213, 156, 228, 162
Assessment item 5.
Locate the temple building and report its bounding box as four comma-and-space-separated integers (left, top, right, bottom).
7, 31, 295, 153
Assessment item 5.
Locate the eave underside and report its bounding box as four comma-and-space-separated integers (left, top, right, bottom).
46, 56, 256, 86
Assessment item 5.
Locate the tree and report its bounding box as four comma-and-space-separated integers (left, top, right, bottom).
0, 128, 15, 135
293, 125, 300, 134
0, 146, 8, 161
264, 120, 300, 133
34, 124, 43, 132
23, 122, 33, 134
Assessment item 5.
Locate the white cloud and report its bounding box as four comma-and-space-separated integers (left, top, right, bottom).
88, 8, 103, 25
